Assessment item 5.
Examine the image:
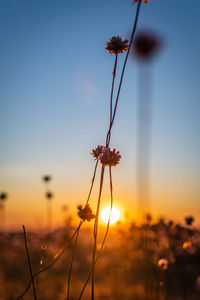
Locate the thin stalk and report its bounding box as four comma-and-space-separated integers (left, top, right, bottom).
79, 167, 113, 300
17, 223, 82, 300
66, 221, 82, 300
91, 166, 105, 300
109, 54, 118, 126
22, 225, 38, 300
106, 0, 142, 147
17, 161, 98, 300
86, 160, 98, 205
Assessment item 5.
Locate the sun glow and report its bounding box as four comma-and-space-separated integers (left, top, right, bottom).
100, 206, 121, 225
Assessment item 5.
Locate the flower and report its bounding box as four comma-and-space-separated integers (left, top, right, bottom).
45, 191, 53, 200
106, 35, 129, 54
78, 204, 95, 222
0, 192, 8, 201
133, 31, 161, 61
185, 216, 194, 226
42, 175, 51, 182
99, 147, 121, 167
91, 145, 104, 159
158, 258, 168, 270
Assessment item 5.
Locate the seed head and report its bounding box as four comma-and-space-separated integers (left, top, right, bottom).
106, 35, 129, 54
99, 147, 121, 167
133, 31, 161, 61
78, 204, 95, 222
42, 175, 52, 182
91, 145, 104, 159
46, 191, 53, 200
185, 216, 194, 226
0, 192, 8, 201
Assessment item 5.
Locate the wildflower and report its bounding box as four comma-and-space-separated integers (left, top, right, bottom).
106, 35, 129, 54
185, 216, 194, 226
78, 204, 95, 222
99, 147, 121, 167
133, 31, 161, 61
42, 175, 51, 182
45, 191, 53, 200
0, 192, 8, 201
158, 258, 168, 270
91, 145, 104, 159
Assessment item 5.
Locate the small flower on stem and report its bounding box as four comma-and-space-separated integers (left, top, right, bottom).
106, 35, 129, 54
99, 147, 121, 167
78, 204, 95, 222
0, 192, 8, 201
45, 191, 53, 200
91, 145, 104, 160
185, 216, 194, 226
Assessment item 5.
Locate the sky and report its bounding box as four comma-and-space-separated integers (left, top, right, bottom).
0, 0, 200, 230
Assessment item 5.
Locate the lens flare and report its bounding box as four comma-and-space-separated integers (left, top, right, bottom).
100, 206, 121, 225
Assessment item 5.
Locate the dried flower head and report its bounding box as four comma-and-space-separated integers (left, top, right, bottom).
0, 192, 8, 201
78, 204, 95, 222
45, 191, 53, 200
106, 35, 129, 54
99, 147, 121, 167
185, 216, 194, 226
91, 145, 104, 159
42, 175, 51, 182
133, 31, 161, 61
158, 258, 168, 270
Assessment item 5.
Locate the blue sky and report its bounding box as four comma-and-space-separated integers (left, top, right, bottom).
0, 0, 199, 228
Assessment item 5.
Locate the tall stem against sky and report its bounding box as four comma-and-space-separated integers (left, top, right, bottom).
106, 0, 142, 147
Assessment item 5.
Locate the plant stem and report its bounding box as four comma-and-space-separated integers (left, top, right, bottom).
91, 166, 105, 300
22, 225, 38, 300
106, 0, 142, 147
66, 221, 82, 300
79, 167, 113, 300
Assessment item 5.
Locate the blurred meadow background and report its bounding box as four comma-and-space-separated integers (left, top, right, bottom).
0, 0, 200, 299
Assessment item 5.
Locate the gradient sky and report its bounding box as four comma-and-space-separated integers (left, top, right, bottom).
0, 0, 200, 230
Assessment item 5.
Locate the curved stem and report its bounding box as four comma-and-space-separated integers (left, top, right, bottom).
79, 167, 113, 300
106, 0, 142, 147
16, 161, 98, 300
110, 54, 118, 126
91, 166, 105, 300
66, 221, 82, 300
22, 225, 38, 300
16, 222, 82, 300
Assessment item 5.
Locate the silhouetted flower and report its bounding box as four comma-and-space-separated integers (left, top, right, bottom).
42, 175, 52, 182
99, 147, 121, 167
78, 204, 95, 222
185, 216, 194, 226
133, 31, 161, 61
45, 191, 53, 200
158, 258, 168, 270
91, 145, 104, 159
0, 192, 8, 201
106, 35, 129, 54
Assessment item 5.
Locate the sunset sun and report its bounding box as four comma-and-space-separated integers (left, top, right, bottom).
100, 206, 121, 225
